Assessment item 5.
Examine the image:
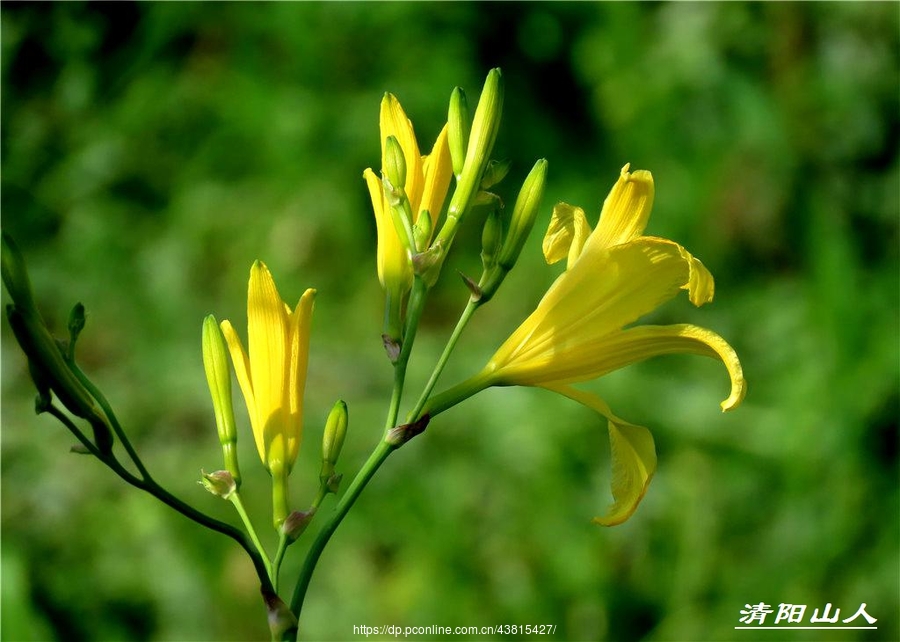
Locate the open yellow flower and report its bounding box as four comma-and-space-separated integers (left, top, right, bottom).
220, 261, 315, 526
363, 94, 453, 324
437, 165, 745, 526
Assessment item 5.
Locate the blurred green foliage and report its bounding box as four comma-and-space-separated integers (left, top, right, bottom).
1, 3, 898, 641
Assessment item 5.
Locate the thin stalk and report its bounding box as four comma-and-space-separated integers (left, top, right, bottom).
272, 532, 289, 593
384, 276, 429, 431
230, 492, 273, 582
46, 403, 276, 596
289, 440, 395, 623
289, 276, 435, 630
69, 362, 152, 481
408, 298, 479, 422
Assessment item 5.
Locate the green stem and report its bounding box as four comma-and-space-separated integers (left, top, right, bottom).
408, 298, 479, 422
288, 277, 431, 630
230, 492, 273, 583
385, 276, 428, 432
420, 371, 493, 419
311, 483, 330, 511
272, 532, 289, 593
289, 440, 395, 623
288, 280, 427, 623
46, 403, 276, 597
69, 362, 152, 481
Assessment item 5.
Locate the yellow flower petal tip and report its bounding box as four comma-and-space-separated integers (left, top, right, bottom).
592, 421, 657, 527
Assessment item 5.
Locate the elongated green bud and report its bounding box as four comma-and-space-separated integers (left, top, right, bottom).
321, 400, 348, 482
383, 135, 407, 192
481, 209, 503, 272
459, 69, 504, 195
202, 315, 241, 487
381, 136, 417, 256
67, 303, 86, 360
448, 87, 469, 178
413, 209, 432, 252
436, 69, 505, 252
498, 159, 548, 270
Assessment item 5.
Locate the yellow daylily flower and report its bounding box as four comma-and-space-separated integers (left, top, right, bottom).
451, 165, 745, 526
220, 261, 315, 526
363, 93, 453, 302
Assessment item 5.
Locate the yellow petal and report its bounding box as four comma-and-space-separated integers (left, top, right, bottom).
247, 261, 289, 466
503, 323, 746, 411
585, 164, 654, 252
220, 318, 264, 462
285, 288, 315, 470
542, 203, 593, 269
418, 123, 452, 235
380, 94, 423, 212
544, 384, 656, 526
680, 247, 715, 306
490, 238, 697, 372
364, 168, 413, 291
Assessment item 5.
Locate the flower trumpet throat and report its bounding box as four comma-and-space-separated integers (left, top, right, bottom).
429, 165, 746, 526
220, 261, 315, 526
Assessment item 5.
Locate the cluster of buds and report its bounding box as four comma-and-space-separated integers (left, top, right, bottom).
2, 233, 114, 454
366, 69, 548, 356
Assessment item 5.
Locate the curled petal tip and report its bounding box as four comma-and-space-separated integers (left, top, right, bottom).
720, 379, 747, 412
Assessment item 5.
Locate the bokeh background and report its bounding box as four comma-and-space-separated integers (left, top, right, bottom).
2, 3, 897, 641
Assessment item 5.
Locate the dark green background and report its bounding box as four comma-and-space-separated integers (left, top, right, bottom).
2, 3, 898, 641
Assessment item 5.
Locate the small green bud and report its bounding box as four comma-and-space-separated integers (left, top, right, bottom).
383, 135, 407, 192
320, 400, 348, 482
413, 209, 433, 252
281, 508, 316, 542
448, 87, 470, 178
67, 303, 86, 358
498, 159, 548, 270
481, 209, 504, 272
70, 443, 92, 454
202, 315, 241, 488
481, 159, 511, 190
199, 469, 237, 499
